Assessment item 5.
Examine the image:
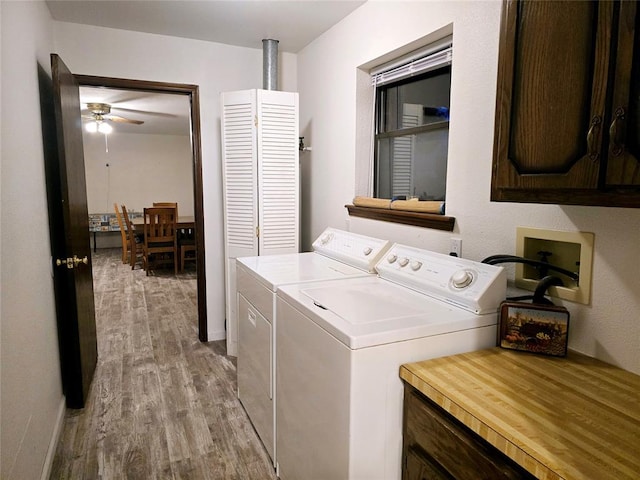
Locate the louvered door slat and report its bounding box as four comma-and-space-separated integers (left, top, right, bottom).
257, 90, 299, 255
221, 90, 258, 258
221, 89, 299, 357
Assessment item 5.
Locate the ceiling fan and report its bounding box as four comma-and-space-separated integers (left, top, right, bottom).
83, 102, 144, 133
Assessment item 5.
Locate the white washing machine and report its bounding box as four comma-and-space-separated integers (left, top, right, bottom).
275, 244, 506, 480
235, 228, 391, 465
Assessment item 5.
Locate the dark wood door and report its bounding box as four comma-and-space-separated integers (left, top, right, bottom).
492, 1, 610, 195
50, 54, 98, 408
492, 0, 640, 207
606, 0, 640, 187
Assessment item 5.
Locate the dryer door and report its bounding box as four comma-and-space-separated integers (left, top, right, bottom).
238, 293, 274, 461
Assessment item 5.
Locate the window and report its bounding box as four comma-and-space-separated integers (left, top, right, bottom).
372, 39, 452, 201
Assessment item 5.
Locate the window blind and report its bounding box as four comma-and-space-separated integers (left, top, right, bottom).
371, 37, 452, 87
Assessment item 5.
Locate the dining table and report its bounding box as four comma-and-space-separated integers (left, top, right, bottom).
132, 215, 196, 231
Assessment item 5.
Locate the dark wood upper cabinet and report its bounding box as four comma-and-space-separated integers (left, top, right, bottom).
492, 0, 640, 207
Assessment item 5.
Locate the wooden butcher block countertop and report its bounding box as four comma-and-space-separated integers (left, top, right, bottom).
399, 348, 640, 480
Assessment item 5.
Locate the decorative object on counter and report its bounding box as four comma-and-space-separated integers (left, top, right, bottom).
483, 255, 574, 357
498, 301, 569, 357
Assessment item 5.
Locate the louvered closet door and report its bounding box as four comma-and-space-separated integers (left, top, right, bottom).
257, 90, 300, 255
221, 90, 259, 259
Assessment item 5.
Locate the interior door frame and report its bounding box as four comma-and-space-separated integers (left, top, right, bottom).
76, 74, 208, 341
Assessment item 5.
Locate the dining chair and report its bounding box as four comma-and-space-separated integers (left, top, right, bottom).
179, 229, 197, 272
143, 207, 178, 275
113, 203, 129, 264
153, 202, 178, 217
153, 202, 181, 241
154, 202, 194, 272
121, 205, 144, 270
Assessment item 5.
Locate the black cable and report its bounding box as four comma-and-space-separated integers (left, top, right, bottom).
532, 276, 564, 305
481, 255, 579, 282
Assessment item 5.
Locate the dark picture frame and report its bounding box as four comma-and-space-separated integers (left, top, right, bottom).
499, 302, 570, 357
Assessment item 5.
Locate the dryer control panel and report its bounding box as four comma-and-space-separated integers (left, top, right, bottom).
312, 228, 391, 273
377, 244, 506, 314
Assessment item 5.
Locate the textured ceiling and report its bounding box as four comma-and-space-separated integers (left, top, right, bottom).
51, 0, 366, 135
46, 0, 365, 53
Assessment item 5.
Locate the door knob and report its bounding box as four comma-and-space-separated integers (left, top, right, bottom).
55, 257, 73, 269
73, 255, 88, 267
55, 256, 88, 269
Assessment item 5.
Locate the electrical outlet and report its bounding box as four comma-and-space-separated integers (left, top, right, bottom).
450, 238, 462, 257
516, 227, 594, 305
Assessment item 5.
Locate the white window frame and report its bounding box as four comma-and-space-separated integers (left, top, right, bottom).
352, 26, 455, 230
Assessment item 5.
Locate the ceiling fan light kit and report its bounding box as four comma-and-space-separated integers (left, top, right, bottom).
85, 121, 98, 133
82, 102, 144, 135
85, 119, 113, 134
98, 122, 113, 134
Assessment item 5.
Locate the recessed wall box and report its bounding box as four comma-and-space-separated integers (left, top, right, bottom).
515, 227, 594, 305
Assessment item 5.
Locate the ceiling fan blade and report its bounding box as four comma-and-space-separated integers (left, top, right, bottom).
112, 106, 179, 118
108, 115, 144, 125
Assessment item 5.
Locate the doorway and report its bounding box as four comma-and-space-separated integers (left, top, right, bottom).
76, 74, 207, 340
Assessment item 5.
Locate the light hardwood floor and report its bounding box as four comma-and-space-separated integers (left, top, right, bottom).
50, 249, 277, 479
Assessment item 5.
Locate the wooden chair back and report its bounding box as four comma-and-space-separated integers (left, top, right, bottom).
113, 203, 128, 264
143, 207, 178, 274
121, 205, 143, 269
153, 202, 178, 218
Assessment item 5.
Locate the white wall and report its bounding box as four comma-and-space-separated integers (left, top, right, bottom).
1, 2, 65, 479
2, 6, 297, 477
53, 21, 298, 342
298, 1, 640, 373
84, 132, 194, 215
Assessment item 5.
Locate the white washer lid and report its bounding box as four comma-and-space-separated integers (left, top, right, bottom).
277, 276, 497, 349
237, 252, 372, 292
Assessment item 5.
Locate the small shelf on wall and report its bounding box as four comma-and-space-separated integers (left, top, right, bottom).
345, 205, 455, 231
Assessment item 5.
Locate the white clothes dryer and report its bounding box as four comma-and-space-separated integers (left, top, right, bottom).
235, 228, 391, 464
275, 244, 506, 480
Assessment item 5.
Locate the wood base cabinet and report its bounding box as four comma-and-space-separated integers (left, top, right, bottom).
492, 0, 640, 207
401, 384, 535, 480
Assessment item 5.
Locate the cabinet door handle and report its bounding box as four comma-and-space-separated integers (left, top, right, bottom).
587, 115, 601, 162
609, 107, 626, 157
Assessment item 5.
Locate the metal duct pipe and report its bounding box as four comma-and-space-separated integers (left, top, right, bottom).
262, 39, 279, 90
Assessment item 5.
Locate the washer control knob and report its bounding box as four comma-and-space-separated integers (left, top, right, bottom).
398, 257, 410, 267
363, 247, 373, 256
320, 233, 332, 244
410, 261, 422, 271
452, 270, 473, 288
387, 254, 397, 263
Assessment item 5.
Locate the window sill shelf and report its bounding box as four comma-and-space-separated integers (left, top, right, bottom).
345, 205, 455, 231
